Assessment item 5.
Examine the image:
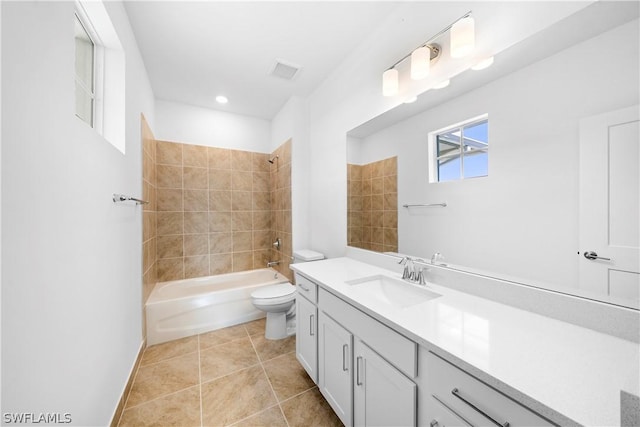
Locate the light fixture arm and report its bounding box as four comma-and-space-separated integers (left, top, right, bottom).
385, 11, 472, 72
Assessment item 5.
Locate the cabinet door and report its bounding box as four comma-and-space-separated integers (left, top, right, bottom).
354, 339, 417, 427
296, 295, 318, 383
319, 311, 353, 427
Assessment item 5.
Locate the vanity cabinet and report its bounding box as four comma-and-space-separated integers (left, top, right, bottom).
353, 339, 417, 427
295, 273, 318, 383
318, 311, 353, 426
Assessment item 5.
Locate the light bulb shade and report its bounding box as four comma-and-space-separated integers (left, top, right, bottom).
410, 46, 430, 80
382, 68, 399, 96
471, 56, 494, 70
433, 79, 450, 89
451, 16, 475, 58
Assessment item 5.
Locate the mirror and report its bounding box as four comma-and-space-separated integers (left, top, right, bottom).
347, 3, 639, 309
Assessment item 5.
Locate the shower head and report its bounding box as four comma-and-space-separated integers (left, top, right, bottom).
268, 155, 279, 164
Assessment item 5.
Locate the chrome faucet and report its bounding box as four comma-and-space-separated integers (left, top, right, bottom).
266, 260, 280, 268
398, 257, 427, 285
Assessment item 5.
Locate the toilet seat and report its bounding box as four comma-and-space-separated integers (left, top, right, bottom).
251, 283, 296, 305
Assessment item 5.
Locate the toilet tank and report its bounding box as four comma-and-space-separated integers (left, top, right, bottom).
292, 249, 324, 263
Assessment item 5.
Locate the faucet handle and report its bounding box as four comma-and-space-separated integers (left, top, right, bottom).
417, 267, 426, 285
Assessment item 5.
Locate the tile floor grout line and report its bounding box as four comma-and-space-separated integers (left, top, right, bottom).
247, 330, 291, 427
198, 333, 204, 427
278, 385, 319, 406
140, 347, 199, 368
122, 384, 199, 411
200, 361, 262, 386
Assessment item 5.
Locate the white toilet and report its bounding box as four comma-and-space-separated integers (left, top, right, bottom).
251, 249, 324, 340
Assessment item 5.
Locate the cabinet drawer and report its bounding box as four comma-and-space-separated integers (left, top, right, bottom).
427, 395, 471, 427
426, 352, 553, 427
295, 273, 318, 303
319, 288, 417, 378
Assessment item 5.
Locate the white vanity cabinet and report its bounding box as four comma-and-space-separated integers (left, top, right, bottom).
318, 311, 354, 426
318, 286, 418, 427
295, 273, 318, 383
354, 339, 417, 427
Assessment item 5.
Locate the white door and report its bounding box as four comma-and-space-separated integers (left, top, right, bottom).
579, 105, 639, 307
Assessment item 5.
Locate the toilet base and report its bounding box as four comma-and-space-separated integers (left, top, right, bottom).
265, 312, 296, 340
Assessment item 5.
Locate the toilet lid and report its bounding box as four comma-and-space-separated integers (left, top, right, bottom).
251, 283, 296, 299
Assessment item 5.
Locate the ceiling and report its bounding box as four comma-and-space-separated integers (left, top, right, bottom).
124, 1, 400, 120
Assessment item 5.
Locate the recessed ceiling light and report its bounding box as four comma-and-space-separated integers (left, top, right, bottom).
216, 95, 228, 104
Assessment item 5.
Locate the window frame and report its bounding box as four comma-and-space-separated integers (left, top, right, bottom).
428, 114, 489, 183
74, 4, 104, 131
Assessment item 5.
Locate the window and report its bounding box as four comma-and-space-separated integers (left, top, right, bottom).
74, 13, 96, 127
429, 115, 488, 182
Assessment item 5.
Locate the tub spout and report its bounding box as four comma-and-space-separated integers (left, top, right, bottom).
267, 260, 280, 268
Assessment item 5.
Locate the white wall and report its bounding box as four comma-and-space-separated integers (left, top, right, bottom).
351, 20, 638, 289
307, 4, 638, 287
155, 99, 271, 152
1, 2, 155, 424
271, 96, 311, 253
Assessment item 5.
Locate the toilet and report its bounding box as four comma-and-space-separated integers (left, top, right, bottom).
251, 249, 324, 340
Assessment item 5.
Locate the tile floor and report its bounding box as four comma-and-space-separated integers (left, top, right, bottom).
117, 318, 343, 427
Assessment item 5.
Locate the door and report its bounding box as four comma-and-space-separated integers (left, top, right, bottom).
353, 339, 417, 427
295, 295, 318, 383
318, 311, 353, 427
579, 105, 639, 306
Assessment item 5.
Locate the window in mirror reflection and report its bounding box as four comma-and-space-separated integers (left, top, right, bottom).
431, 116, 488, 182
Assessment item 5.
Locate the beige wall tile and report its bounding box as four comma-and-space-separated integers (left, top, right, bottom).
209, 232, 232, 254
184, 255, 209, 279
231, 150, 253, 171
183, 167, 208, 189
384, 228, 398, 247
252, 172, 269, 192
372, 159, 384, 178
253, 211, 271, 231
383, 211, 398, 229
252, 152, 270, 172
208, 147, 231, 169
209, 211, 232, 232
383, 192, 397, 211
183, 212, 208, 234
232, 211, 253, 231
253, 250, 271, 269
184, 234, 209, 256
232, 191, 252, 211
157, 258, 184, 282
208, 169, 232, 190
157, 212, 184, 236
157, 189, 183, 211
184, 189, 208, 211
233, 231, 253, 252
253, 230, 271, 251
371, 211, 384, 228
371, 194, 384, 211
156, 141, 182, 166
209, 191, 232, 212
157, 235, 183, 259
157, 164, 182, 189
232, 171, 253, 191
233, 252, 254, 272
252, 192, 270, 211
183, 143, 208, 167
210, 253, 233, 275
371, 177, 383, 195
384, 175, 397, 194
384, 156, 397, 176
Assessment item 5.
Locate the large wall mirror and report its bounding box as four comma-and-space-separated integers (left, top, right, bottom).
347, 2, 640, 309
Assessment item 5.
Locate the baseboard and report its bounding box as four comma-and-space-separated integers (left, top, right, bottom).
110, 340, 146, 427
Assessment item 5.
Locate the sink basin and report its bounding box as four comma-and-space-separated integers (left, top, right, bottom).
345, 275, 441, 309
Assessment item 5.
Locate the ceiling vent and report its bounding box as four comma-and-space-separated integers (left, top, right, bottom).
269, 59, 301, 80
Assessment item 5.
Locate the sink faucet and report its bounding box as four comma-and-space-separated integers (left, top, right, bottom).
398, 257, 427, 285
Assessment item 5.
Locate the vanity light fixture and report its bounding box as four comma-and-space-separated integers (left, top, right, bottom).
404, 96, 418, 104
433, 79, 450, 89
450, 16, 475, 58
471, 56, 494, 70
215, 95, 228, 104
382, 11, 473, 97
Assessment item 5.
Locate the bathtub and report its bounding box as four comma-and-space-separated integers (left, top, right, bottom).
146, 268, 290, 345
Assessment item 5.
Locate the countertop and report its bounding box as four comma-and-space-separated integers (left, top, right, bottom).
290, 257, 639, 427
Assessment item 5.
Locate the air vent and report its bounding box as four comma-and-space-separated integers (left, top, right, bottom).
269, 59, 301, 80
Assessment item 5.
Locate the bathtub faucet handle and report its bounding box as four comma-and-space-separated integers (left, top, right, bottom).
267, 260, 280, 268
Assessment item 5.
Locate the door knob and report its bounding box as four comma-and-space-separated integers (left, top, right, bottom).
583, 251, 611, 261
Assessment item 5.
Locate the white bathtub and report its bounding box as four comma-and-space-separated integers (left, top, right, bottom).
146, 268, 290, 345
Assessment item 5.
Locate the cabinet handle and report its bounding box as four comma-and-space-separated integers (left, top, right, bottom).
309, 314, 315, 336
299, 283, 310, 291
342, 344, 349, 371
356, 356, 363, 386
451, 388, 510, 427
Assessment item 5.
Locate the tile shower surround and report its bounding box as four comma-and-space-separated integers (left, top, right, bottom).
148, 139, 292, 283
116, 318, 342, 426
347, 157, 398, 253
